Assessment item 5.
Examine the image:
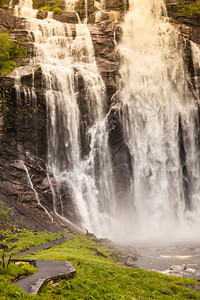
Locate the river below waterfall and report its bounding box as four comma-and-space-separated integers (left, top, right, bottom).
117, 242, 200, 283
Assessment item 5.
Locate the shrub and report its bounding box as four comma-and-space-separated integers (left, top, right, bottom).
0, 33, 13, 64
0, 33, 27, 74
0, 202, 11, 229
32, 0, 39, 9
52, 6, 62, 14
180, 0, 200, 16
40, 5, 51, 11
0, 0, 5, 7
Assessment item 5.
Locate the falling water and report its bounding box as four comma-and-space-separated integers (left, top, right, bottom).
46, 172, 57, 213
21, 161, 53, 222
12, 0, 200, 243
13, 0, 115, 235
116, 0, 200, 243
64, 0, 77, 12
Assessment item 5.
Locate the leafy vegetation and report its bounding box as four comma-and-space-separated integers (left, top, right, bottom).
52, 7, 62, 14
0, 202, 11, 230
0, 33, 27, 75
40, 5, 51, 11
180, 0, 200, 16
34, 0, 63, 13
1, 230, 67, 256
0, 0, 6, 8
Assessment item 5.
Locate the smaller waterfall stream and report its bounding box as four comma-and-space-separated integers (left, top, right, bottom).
46, 172, 57, 213
13, 0, 115, 236
21, 161, 53, 222
64, 0, 77, 12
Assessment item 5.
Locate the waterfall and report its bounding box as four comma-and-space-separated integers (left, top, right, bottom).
116, 0, 200, 243
13, 0, 115, 236
12, 0, 200, 243
21, 161, 53, 222
64, 0, 77, 12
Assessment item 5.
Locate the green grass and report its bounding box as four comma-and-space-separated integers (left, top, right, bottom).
52, 7, 62, 14
0, 0, 5, 7
14, 233, 200, 300
0, 263, 38, 299
36, 0, 62, 12
1, 229, 67, 255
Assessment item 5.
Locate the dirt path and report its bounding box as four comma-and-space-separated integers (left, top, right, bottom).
15, 236, 73, 257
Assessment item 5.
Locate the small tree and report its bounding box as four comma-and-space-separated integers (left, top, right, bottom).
0, 0, 5, 8
0, 202, 11, 230
0, 203, 13, 271
0, 33, 27, 74
180, 0, 200, 16
0, 247, 12, 270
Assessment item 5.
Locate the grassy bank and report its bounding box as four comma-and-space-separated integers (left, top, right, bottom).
0, 232, 199, 299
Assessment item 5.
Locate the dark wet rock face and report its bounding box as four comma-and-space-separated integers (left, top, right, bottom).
107, 102, 133, 207
0, 75, 47, 162
88, 20, 119, 109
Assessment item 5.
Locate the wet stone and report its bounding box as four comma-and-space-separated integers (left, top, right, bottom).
125, 255, 138, 267
170, 264, 187, 271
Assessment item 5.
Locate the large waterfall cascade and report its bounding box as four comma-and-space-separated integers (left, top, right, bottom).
11, 0, 200, 243
117, 0, 200, 242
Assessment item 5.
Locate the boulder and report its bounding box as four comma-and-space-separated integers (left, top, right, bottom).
53, 12, 79, 24
0, 8, 15, 29
95, 11, 121, 22
125, 254, 138, 267
36, 10, 48, 20
170, 265, 187, 271
105, 0, 127, 11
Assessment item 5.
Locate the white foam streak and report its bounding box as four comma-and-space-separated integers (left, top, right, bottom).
21, 161, 53, 222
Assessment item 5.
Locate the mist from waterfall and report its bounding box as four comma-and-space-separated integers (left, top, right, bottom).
116, 0, 200, 244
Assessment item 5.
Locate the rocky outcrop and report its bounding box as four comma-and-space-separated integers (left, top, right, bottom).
36, 10, 48, 19
94, 0, 128, 11
105, 0, 128, 11
165, 0, 200, 44
53, 12, 79, 23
